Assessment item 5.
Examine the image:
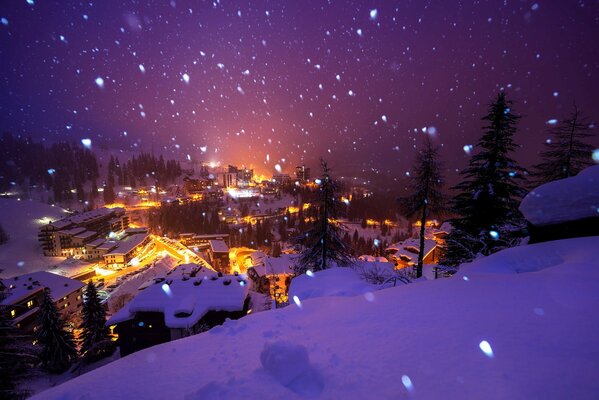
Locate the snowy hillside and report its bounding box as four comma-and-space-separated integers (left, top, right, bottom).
0, 198, 67, 278
32, 235, 599, 399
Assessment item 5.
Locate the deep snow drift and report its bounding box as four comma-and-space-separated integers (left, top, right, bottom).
519, 165, 599, 226
33, 236, 599, 400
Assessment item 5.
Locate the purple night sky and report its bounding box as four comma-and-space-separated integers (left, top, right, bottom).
1, 0, 598, 180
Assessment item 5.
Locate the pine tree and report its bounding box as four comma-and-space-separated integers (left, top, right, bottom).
441, 92, 527, 267
35, 288, 78, 373
0, 223, 8, 245
103, 184, 116, 205
399, 136, 445, 278
531, 105, 595, 185
79, 282, 113, 362
0, 306, 37, 400
293, 159, 352, 274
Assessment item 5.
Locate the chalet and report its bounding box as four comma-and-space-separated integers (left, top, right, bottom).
385, 238, 439, 268
103, 233, 152, 269
107, 275, 250, 356
0, 271, 85, 334
207, 240, 230, 273
247, 255, 295, 304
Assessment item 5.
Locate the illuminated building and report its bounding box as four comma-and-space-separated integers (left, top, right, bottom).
0, 271, 85, 334
38, 207, 129, 257
295, 165, 311, 182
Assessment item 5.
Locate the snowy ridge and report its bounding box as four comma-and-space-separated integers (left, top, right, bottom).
34, 236, 599, 400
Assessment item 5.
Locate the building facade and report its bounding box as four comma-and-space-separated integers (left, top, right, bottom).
38, 207, 129, 257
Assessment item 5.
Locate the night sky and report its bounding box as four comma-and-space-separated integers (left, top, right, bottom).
1, 1, 598, 181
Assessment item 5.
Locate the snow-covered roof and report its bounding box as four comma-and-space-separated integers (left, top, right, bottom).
0, 271, 85, 306
252, 255, 296, 276
106, 233, 149, 256
73, 230, 97, 240
48, 207, 124, 230
57, 226, 87, 236
385, 238, 437, 263
158, 263, 215, 280
209, 239, 229, 253
107, 275, 249, 329
519, 165, 599, 226
85, 238, 107, 248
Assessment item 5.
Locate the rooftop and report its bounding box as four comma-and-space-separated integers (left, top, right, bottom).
48, 207, 125, 230
209, 239, 229, 253
252, 254, 296, 276
106, 233, 149, 256
107, 274, 249, 329
0, 271, 85, 306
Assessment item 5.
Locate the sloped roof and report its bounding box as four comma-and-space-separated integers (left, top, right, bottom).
107, 274, 249, 329
1, 271, 85, 306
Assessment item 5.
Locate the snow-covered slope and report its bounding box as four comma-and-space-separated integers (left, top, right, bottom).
33, 236, 599, 400
0, 198, 67, 278
519, 165, 599, 226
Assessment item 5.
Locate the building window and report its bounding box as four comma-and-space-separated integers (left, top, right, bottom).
10, 309, 16, 318
27, 300, 34, 308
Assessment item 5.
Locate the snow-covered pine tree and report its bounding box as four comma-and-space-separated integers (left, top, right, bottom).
0, 306, 38, 400
398, 135, 445, 278
440, 92, 527, 267
79, 281, 113, 362
531, 105, 595, 185
293, 159, 352, 274
35, 288, 78, 373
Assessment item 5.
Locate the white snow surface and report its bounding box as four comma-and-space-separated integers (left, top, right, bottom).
0, 198, 67, 278
289, 266, 374, 302
519, 165, 599, 226
33, 236, 599, 400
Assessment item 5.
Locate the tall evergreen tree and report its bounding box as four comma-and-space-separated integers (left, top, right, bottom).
35, 288, 78, 373
103, 184, 116, 205
531, 105, 595, 185
79, 282, 113, 362
0, 306, 38, 400
293, 159, 352, 274
0, 223, 8, 245
441, 92, 527, 267
399, 136, 445, 278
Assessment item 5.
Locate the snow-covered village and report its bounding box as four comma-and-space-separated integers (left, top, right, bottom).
1, 1, 599, 400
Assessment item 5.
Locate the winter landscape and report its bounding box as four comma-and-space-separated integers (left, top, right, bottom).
1, 1, 599, 400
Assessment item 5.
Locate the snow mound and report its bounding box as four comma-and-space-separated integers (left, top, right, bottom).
260, 341, 324, 396
289, 266, 373, 302
458, 236, 598, 276
519, 165, 599, 226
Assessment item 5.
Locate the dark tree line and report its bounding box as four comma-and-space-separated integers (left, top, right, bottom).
0, 133, 99, 202
107, 153, 182, 189
148, 202, 227, 236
